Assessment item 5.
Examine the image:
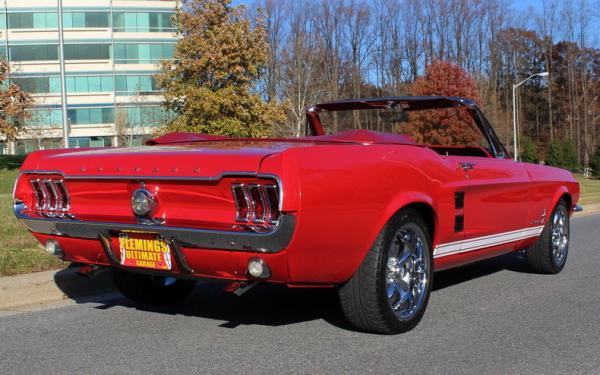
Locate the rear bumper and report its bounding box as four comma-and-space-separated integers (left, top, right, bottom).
14, 202, 296, 253
31, 233, 291, 282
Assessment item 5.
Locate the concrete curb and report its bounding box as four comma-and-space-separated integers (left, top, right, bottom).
0, 265, 115, 312
574, 204, 600, 218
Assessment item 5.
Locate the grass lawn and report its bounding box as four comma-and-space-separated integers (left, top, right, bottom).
0, 169, 66, 276
575, 174, 600, 206
0, 167, 598, 277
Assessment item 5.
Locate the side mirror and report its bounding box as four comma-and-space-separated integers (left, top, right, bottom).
379, 105, 408, 123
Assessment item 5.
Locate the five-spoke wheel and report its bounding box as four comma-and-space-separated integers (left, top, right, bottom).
551, 204, 569, 267
339, 208, 433, 334
527, 199, 570, 274
385, 227, 429, 320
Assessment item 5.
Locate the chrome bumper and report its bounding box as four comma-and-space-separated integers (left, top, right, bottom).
14, 203, 295, 253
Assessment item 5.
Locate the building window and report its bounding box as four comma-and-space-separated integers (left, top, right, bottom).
68, 107, 114, 125
66, 75, 113, 93
69, 136, 111, 148
64, 12, 110, 28
112, 12, 175, 32
114, 42, 174, 64
8, 12, 58, 29
64, 44, 111, 60
116, 105, 171, 127
0, 14, 6, 29
115, 75, 159, 96
9, 45, 59, 62
15, 138, 62, 154
26, 108, 63, 127
12, 76, 61, 94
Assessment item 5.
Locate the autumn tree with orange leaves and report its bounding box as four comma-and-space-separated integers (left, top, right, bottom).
404, 60, 482, 146
157, 0, 285, 137
0, 61, 33, 141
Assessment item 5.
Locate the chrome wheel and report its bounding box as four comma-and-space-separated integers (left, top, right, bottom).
551, 205, 569, 266
385, 225, 429, 320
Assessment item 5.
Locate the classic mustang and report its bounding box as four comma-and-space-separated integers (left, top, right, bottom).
13, 96, 580, 334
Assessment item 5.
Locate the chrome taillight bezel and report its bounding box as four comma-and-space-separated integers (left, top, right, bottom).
232, 182, 281, 227
29, 177, 71, 216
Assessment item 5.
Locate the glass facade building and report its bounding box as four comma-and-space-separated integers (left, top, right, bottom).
0, 0, 177, 154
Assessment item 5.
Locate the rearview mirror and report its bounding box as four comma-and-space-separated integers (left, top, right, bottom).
379, 106, 409, 123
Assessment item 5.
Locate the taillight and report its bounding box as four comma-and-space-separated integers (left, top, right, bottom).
30, 178, 71, 216
232, 183, 280, 228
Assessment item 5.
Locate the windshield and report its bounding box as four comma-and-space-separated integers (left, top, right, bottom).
317, 106, 490, 149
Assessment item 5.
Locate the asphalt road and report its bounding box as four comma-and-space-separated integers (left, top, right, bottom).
1, 214, 600, 374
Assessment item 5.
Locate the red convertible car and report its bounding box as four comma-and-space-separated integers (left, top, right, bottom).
13, 96, 580, 334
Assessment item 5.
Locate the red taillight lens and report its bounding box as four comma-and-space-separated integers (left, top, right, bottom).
232, 182, 280, 227
264, 185, 280, 223
232, 184, 249, 221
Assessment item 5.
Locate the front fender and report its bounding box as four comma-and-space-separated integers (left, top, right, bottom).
549, 185, 575, 215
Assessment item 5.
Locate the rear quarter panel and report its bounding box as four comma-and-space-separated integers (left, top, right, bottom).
260, 144, 463, 284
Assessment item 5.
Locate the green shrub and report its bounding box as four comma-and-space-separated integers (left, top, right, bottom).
520, 135, 538, 163
546, 140, 564, 168
0, 155, 26, 170
544, 139, 579, 170
562, 140, 578, 171
591, 145, 600, 176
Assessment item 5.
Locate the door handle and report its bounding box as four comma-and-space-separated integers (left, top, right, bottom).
459, 162, 476, 171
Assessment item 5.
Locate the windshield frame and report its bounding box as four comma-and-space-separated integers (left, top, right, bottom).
306, 96, 509, 159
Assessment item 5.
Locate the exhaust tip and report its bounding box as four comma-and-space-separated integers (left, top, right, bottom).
45, 240, 64, 258
248, 258, 271, 279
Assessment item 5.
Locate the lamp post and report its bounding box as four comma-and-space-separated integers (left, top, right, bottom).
57, 0, 69, 148
512, 72, 549, 161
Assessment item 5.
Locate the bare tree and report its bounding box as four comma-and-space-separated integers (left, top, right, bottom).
245, 0, 599, 165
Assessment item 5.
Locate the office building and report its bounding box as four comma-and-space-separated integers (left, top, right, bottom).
0, 0, 177, 154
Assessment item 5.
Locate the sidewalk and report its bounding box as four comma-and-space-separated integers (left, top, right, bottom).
0, 266, 115, 313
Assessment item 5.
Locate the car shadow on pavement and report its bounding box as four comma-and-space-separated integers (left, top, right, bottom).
432, 251, 532, 292
54, 251, 534, 331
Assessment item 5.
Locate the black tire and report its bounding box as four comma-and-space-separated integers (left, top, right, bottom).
527, 199, 570, 274
111, 268, 197, 305
338, 208, 433, 334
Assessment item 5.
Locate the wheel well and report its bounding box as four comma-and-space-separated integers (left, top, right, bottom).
559, 193, 572, 211
404, 202, 435, 240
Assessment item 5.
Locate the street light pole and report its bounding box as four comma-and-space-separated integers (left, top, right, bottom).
512, 72, 549, 161
57, 0, 69, 148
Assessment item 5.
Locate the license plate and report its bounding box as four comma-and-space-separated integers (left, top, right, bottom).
118, 231, 173, 271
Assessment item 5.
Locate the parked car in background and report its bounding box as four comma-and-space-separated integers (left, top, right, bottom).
13, 96, 580, 334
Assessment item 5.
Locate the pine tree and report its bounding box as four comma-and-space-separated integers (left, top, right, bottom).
546, 139, 565, 168
520, 135, 538, 163
591, 145, 600, 177
0, 61, 34, 140
405, 60, 483, 145
562, 140, 578, 171
156, 0, 285, 137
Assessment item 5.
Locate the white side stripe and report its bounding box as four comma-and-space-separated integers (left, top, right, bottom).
434, 225, 544, 258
